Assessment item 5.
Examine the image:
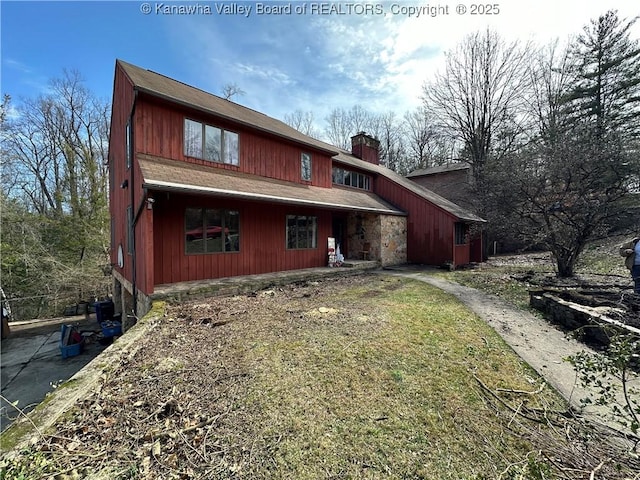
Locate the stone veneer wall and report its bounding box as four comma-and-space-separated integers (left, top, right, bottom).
380, 214, 407, 266
346, 213, 407, 266
346, 212, 378, 261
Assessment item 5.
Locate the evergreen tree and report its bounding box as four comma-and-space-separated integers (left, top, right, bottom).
492, 13, 640, 277
563, 10, 640, 138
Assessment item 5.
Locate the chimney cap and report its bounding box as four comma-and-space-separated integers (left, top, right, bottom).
351, 131, 379, 142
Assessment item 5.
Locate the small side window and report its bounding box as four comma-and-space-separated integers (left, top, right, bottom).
125, 120, 132, 170
301, 153, 312, 181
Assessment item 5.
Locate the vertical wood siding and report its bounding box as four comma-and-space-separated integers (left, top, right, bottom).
375, 177, 467, 266
108, 64, 136, 286
152, 194, 332, 286
111, 67, 477, 294
135, 97, 333, 187
454, 245, 470, 266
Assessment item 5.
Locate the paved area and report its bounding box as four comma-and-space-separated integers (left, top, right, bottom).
1, 315, 109, 432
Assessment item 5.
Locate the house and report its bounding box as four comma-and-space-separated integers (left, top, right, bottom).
406, 162, 474, 212
108, 60, 485, 317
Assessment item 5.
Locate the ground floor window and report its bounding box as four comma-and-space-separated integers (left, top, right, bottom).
286, 215, 317, 249
455, 222, 468, 245
185, 208, 240, 254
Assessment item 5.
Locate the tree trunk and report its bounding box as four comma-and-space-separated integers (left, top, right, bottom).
555, 255, 576, 278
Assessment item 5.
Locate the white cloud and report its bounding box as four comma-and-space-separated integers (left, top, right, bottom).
4, 57, 33, 74
163, 0, 639, 141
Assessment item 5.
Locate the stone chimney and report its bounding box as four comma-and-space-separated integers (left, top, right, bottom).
351, 132, 380, 165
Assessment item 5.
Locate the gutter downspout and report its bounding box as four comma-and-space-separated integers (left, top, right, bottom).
129, 90, 138, 318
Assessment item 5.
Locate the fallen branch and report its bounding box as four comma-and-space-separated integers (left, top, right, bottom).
589, 459, 607, 480
496, 383, 546, 395
473, 374, 563, 426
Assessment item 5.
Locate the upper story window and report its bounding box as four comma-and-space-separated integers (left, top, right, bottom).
184, 118, 239, 166
301, 153, 312, 181
332, 167, 371, 190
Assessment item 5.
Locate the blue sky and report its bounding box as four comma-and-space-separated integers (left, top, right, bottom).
2, 1, 639, 136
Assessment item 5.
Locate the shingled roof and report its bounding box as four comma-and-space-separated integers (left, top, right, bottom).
406, 162, 471, 178
333, 152, 484, 223
118, 60, 484, 223
118, 60, 338, 156
138, 153, 405, 216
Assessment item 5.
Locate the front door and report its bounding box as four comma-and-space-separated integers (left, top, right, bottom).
332, 215, 347, 259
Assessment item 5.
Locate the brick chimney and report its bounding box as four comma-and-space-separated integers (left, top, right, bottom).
351, 132, 380, 165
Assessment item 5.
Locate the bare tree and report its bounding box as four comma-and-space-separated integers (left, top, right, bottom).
403, 107, 458, 171
222, 83, 245, 101
2, 70, 111, 317
422, 28, 533, 214
284, 109, 319, 138
529, 41, 574, 146
0, 94, 18, 197
4, 95, 64, 215
0, 94, 10, 123
369, 112, 407, 173
324, 105, 375, 150
492, 126, 635, 277
4, 71, 109, 220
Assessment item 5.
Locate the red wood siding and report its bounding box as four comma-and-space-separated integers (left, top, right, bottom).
108, 63, 136, 286
374, 176, 466, 266
135, 96, 333, 187
152, 193, 332, 286
470, 234, 483, 263
454, 244, 470, 266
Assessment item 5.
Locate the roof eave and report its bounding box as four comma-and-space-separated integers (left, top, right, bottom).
143, 180, 406, 216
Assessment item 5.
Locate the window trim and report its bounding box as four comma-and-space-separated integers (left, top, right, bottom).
125, 120, 132, 170
455, 222, 468, 245
332, 166, 371, 190
301, 152, 312, 181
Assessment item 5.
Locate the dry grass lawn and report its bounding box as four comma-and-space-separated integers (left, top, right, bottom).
2, 274, 637, 479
